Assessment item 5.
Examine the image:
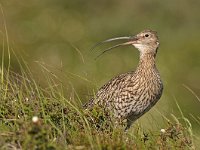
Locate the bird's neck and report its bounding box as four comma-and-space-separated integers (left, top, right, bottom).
136, 52, 156, 72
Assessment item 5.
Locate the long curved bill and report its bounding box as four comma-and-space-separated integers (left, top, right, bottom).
91, 36, 138, 59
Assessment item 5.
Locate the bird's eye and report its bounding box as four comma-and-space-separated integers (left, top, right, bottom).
145, 34, 149, 37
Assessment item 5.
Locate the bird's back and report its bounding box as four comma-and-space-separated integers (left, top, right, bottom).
84, 71, 134, 109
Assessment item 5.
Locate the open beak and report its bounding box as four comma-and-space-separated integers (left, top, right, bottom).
92, 36, 138, 59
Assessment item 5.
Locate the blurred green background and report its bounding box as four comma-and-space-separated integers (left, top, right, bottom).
1, 0, 200, 132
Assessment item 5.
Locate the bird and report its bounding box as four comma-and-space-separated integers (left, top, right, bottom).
84, 29, 163, 130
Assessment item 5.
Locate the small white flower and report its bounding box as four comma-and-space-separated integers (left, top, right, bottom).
32, 116, 39, 123
25, 97, 29, 101
160, 129, 166, 133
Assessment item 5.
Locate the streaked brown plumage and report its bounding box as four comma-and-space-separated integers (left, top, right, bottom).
84, 29, 163, 129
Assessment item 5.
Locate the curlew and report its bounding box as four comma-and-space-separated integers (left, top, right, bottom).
84, 29, 163, 130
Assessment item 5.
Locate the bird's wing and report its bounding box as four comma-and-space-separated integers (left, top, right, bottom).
83, 71, 135, 109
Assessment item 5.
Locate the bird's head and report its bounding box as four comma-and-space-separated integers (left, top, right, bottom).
129, 30, 159, 54
92, 29, 159, 59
